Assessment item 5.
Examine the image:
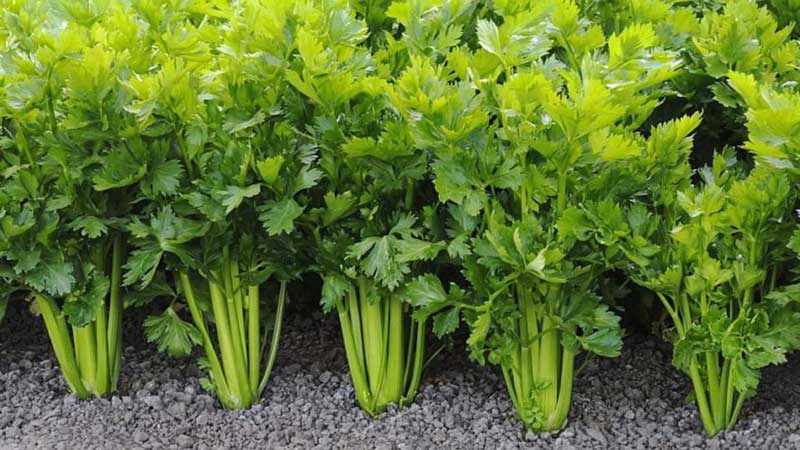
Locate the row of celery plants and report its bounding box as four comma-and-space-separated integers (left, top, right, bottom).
1, 0, 800, 437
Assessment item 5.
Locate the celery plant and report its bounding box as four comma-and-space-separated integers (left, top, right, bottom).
392, 0, 686, 430
625, 153, 800, 434
703, 70, 800, 433
0, 2, 150, 398
114, 0, 316, 409
619, 67, 800, 434
284, 1, 453, 415
618, 2, 800, 429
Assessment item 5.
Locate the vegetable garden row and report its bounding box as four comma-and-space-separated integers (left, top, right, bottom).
1, 0, 800, 438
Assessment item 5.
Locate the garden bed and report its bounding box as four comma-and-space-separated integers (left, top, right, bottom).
1, 303, 798, 450
4, 0, 800, 445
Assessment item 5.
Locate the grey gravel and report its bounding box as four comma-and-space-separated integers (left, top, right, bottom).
1, 304, 800, 450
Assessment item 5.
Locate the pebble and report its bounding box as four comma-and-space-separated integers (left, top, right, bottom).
176, 434, 194, 448
133, 431, 149, 444
63, 394, 78, 407
143, 396, 163, 409
167, 401, 187, 417
319, 371, 331, 384
196, 412, 211, 426
586, 427, 608, 445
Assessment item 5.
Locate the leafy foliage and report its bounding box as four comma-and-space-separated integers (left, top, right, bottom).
621, 62, 800, 433
144, 306, 201, 358
2, 0, 800, 435
373, 0, 691, 431
108, 0, 323, 409
0, 0, 162, 398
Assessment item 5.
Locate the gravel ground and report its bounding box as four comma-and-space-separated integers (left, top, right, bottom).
1, 301, 800, 450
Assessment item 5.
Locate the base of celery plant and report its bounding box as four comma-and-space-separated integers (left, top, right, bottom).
501, 342, 576, 432
503, 286, 577, 432
336, 279, 426, 416
688, 354, 747, 436
32, 238, 124, 399
35, 294, 123, 399
178, 252, 287, 409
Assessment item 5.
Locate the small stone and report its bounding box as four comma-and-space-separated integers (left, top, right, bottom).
196, 412, 211, 426
320, 371, 331, 383
788, 434, 800, 443
586, 428, 608, 445
167, 401, 187, 417
63, 394, 78, 407
143, 395, 163, 409
196, 395, 215, 404
176, 434, 194, 448
624, 410, 635, 420
133, 431, 149, 444
624, 387, 644, 401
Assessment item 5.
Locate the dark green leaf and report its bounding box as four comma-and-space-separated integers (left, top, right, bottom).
259, 199, 304, 236
144, 307, 201, 357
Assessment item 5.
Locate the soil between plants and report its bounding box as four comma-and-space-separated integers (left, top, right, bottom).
1, 303, 799, 450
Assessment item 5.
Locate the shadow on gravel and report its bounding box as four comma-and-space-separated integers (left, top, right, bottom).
1, 301, 799, 450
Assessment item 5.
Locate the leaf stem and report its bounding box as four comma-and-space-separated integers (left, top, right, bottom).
338, 288, 373, 414
248, 283, 260, 393
257, 281, 287, 395
35, 294, 88, 399
179, 272, 232, 407
107, 235, 124, 390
